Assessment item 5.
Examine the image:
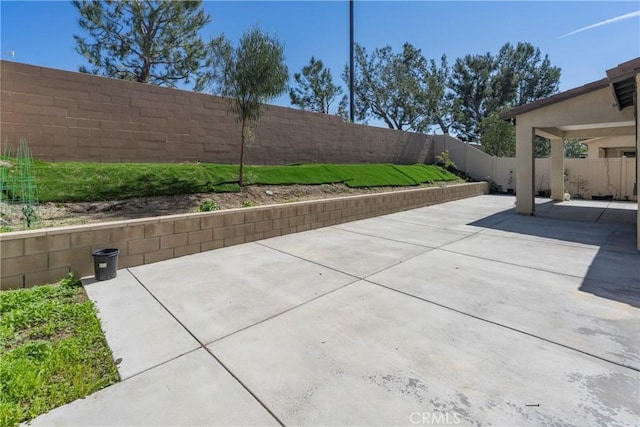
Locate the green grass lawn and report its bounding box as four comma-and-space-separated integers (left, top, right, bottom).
0, 276, 119, 427
13, 161, 459, 203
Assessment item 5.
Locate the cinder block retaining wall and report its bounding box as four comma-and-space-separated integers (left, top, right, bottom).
1, 60, 433, 165
0, 183, 487, 290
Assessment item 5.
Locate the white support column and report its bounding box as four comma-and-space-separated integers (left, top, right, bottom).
550, 138, 564, 201
516, 121, 535, 215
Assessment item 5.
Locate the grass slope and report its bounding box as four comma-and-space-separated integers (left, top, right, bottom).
0, 277, 119, 427
21, 161, 459, 203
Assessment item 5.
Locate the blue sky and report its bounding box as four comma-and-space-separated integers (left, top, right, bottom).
1, 1, 639, 122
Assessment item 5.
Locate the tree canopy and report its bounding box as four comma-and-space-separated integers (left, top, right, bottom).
479, 112, 516, 157
340, 41, 558, 141
346, 43, 429, 131
198, 27, 288, 186
73, 0, 211, 87
290, 57, 343, 114
451, 42, 561, 142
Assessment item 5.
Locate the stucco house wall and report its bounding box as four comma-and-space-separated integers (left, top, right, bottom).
583, 135, 636, 158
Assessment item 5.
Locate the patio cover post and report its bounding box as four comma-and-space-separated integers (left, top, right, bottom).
550, 138, 565, 201
516, 121, 535, 214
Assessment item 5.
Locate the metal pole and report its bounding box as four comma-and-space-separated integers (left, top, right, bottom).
349, 0, 355, 122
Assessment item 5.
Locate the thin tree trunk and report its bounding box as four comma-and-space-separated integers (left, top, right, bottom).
239, 118, 246, 186
437, 117, 449, 135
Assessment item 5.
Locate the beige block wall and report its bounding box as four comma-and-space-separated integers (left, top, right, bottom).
0, 183, 487, 289
0, 60, 433, 165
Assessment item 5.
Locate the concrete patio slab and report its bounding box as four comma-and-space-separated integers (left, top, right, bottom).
383, 204, 513, 234
335, 216, 473, 248
83, 270, 200, 379
209, 281, 639, 426
535, 201, 606, 222
443, 232, 601, 276
367, 248, 640, 369
28, 349, 279, 426
477, 214, 619, 248
129, 243, 356, 345
259, 227, 429, 278
27, 195, 639, 427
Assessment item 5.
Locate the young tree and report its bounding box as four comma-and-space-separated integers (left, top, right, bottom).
73, 0, 211, 87
290, 57, 343, 113
198, 27, 288, 186
479, 112, 516, 157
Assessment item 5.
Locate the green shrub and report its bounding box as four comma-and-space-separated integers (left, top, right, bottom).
197, 200, 220, 212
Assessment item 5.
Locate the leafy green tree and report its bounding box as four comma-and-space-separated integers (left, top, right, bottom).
345, 42, 427, 131
419, 55, 454, 134
73, 0, 211, 87
535, 137, 551, 158
450, 42, 560, 142
198, 27, 288, 186
449, 53, 495, 141
494, 42, 561, 107
564, 139, 587, 158
290, 57, 343, 113
479, 112, 515, 157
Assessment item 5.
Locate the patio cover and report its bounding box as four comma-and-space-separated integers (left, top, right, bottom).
501, 57, 640, 250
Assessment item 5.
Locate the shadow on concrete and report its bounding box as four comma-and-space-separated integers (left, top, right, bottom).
470, 199, 639, 308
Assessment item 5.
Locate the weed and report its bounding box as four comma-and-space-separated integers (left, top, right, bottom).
0, 279, 119, 426
198, 200, 220, 212
242, 199, 256, 208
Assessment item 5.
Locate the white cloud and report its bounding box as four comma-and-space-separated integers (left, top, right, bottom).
560, 10, 640, 38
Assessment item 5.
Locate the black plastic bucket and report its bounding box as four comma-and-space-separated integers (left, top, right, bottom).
92, 248, 120, 281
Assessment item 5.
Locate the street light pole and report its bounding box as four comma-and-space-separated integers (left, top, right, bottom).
349, 0, 354, 122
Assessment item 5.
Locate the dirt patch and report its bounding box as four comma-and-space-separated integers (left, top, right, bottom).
1, 182, 460, 230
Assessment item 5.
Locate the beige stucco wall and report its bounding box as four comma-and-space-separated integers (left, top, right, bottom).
584, 135, 636, 158
516, 86, 634, 129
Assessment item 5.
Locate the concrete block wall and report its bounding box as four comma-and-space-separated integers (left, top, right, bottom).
0, 60, 434, 165
0, 182, 487, 289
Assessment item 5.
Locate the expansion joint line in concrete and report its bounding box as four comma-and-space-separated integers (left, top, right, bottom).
437, 246, 630, 292
366, 279, 640, 373
126, 268, 287, 427
206, 277, 361, 345
256, 239, 439, 284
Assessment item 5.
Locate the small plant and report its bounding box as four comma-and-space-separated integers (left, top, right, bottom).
569, 175, 589, 199
60, 271, 81, 288
197, 200, 220, 212
242, 199, 256, 208
485, 177, 502, 194
507, 169, 514, 189
435, 150, 457, 172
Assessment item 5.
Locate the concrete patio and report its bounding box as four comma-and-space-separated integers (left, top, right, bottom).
28, 195, 639, 426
